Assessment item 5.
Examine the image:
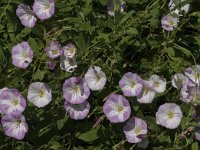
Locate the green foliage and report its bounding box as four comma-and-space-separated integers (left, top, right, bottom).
0, 0, 200, 149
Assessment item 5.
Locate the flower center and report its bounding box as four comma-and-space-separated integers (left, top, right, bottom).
144, 87, 149, 94
167, 111, 174, 119
44, 2, 51, 9
12, 99, 19, 106
117, 106, 123, 112
38, 89, 45, 98
195, 94, 200, 101
52, 49, 58, 55
135, 127, 142, 134
23, 53, 28, 59
16, 119, 21, 126
195, 73, 200, 81
96, 75, 101, 81
168, 20, 175, 26
154, 81, 160, 87
69, 48, 75, 54
177, 79, 183, 84
130, 81, 135, 88
73, 85, 80, 93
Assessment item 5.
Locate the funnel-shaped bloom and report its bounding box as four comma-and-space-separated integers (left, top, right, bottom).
27, 82, 52, 108
12, 41, 33, 69
84, 66, 107, 91
1, 113, 28, 140
119, 72, 143, 97
33, 0, 55, 20
172, 73, 189, 89
149, 75, 166, 93
137, 80, 155, 103
0, 89, 26, 114
161, 14, 179, 31
103, 94, 131, 123
184, 65, 200, 86
60, 55, 77, 73
156, 103, 182, 129
123, 117, 148, 143
16, 4, 37, 28
169, 0, 190, 16
64, 100, 90, 120
45, 41, 63, 59
63, 77, 90, 104
63, 44, 77, 58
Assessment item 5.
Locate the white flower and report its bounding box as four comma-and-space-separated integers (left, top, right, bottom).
137, 80, 155, 103
172, 73, 189, 89
27, 82, 52, 108
84, 66, 107, 91
169, 0, 190, 16
156, 103, 183, 129
60, 55, 77, 73
63, 44, 77, 58
149, 75, 166, 93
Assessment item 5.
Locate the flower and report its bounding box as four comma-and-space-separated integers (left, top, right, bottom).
190, 86, 200, 105
119, 72, 143, 97
107, 0, 115, 17
149, 75, 166, 93
27, 82, 52, 108
123, 117, 148, 143
63, 44, 77, 58
64, 100, 90, 120
172, 73, 189, 89
33, 0, 55, 20
103, 94, 131, 123
16, 4, 37, 28
1, 112, 28, 140
45, 41, 63, 59
161, 14, 179, 31
156, 103, 183, 129
0, 89, 26, 114
169, 0, 190, 16
0, 87, 8, 95
84, 66, 107, 91
63, 77, 90, 104
46, 60, 56, 70
12, 41, 33, 69
184, 65, 200, 86
180, 84, 193, 103
195, 122, 200, 142
60, 55, 77, 73
137, 80, 155, 103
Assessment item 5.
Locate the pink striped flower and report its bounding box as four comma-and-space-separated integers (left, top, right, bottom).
64, 100, 90, 120
103, 94, 131, 123
0, 89, 26, 114
123, 117, 148, 143
12, 41, 33, 69
119, 72, 143, 97
156, 103, 182, 129
16, 4, 37, 28
45, 41, 63, 59
33, 0, 55, 20
27, 82, 52, 108
1, 113, 28, 140
63, 77, 90, 104
137, 80, 155, 103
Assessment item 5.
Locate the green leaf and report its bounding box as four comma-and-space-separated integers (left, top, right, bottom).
75, 126, 100, 142
165, 47, 175, 57
32, 69, 48, 81
56, 115, 68, 130
192, 142, 198, 150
